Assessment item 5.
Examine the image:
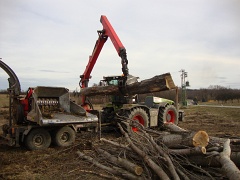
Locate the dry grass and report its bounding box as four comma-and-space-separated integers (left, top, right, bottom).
199, 99, 240, 106
0, 94, 9, 108
184, 105, 240, 122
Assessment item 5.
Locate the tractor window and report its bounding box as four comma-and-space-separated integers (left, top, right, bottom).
108, 80, 118, 85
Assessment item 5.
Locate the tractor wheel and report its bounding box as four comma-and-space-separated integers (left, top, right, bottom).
53, 126, 76, 147
127, 108, 149, 132
159, 105, 178, 126
25, 128, 51, 150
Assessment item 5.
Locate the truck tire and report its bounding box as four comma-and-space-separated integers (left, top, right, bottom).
127, 108, 149, 132
158, 105, 178, 126
53, 126, 76, 147
25, 128, 51, 150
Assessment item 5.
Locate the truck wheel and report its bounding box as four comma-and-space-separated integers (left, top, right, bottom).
159, 105, 178, 126
127, 108, 149, 132
53, 126, 76, 147
25, 128, 51, 150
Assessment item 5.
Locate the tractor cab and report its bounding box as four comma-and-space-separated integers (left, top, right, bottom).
100, 76, 129, 105
101, 75, 123, 86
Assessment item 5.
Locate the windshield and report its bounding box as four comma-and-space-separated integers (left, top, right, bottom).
108, 79, 118, 85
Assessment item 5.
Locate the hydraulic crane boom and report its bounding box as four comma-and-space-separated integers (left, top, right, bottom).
80, 15, 129, 107
100, 16, 129, 76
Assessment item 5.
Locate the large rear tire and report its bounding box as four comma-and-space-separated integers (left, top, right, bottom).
53, 126, 76, 147
127, 108, 149, 132
159, 105, 178, 126
25, 128, 51, 150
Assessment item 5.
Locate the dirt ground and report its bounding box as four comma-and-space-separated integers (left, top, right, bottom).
179, 105, 240, 138
0, 104, 240, 179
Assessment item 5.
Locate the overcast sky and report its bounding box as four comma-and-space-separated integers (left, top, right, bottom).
1, 0, 240, 92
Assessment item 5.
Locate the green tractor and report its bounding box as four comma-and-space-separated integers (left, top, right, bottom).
100, 76, 179, 131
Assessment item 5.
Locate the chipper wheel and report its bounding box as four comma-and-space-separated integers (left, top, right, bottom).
127, 107, 149, 132
158, 105, 178, 126
25, 128, 51, 150
53, 126, 76, 147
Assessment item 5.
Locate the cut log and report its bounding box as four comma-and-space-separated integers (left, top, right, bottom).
158, 131, 209, 148
80, 73, 176, 96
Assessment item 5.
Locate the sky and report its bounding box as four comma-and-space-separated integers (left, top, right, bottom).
1, 0, 240, 92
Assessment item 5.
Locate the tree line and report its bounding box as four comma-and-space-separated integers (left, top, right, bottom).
187, 85, 240, 104
77, 85, 240, 105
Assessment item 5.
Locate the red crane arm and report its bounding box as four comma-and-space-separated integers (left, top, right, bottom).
80, 15, 129, 107
100, 15, 125, 55
80, 32, 107, 89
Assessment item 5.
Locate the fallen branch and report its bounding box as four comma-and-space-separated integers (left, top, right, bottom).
118, 123, 170, 180
77, 151, 141, 180
138, 128, 180, 180
69, 169, 119, 179
100, 138, 131, 151
96, 148, 143, 176
215, 139, 240, 180
169, 146, 206, 155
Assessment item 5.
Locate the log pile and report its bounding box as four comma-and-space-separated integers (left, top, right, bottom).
77, 120, 240, 180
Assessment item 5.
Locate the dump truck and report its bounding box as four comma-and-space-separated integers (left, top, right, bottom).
0, 60, 98, 150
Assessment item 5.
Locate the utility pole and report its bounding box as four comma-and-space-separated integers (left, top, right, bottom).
180, 69, 189, 106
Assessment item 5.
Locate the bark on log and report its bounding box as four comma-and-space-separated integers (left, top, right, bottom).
187, 151, 240, 168
188, 154, 221, 167
208, 136, 240, 146
207, 136, 240, 153
230, 144, 240, 152
169, 146, 206, 155
96, 148, 143, 176
80, 73, 176, 96
230, 152, 240, 167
